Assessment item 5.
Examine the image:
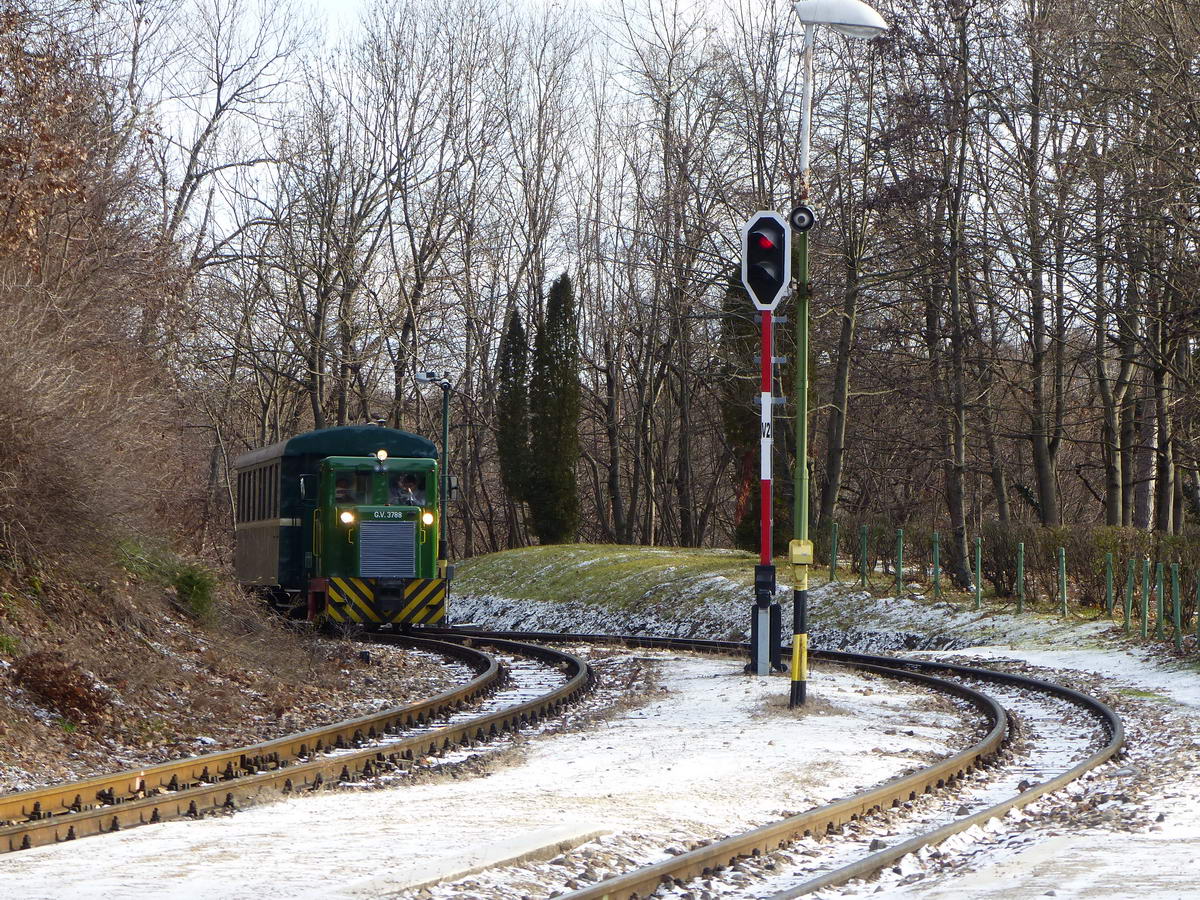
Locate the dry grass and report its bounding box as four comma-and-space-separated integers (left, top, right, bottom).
12, 650, 111, 724
756, 690, 851, 719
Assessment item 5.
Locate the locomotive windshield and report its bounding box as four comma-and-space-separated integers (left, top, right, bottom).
333, 471, 371, 504
388, 472, 426, 506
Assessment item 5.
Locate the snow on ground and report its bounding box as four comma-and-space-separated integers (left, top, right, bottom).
855, 639, 1200, 900
461, 576, 1200, 900
7, 564, 1200, 900
0, 653, 966, 900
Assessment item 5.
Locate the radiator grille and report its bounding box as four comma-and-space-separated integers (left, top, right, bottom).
359, 521, 416, 578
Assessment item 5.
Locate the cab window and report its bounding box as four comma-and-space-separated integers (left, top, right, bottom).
333, 471, 371, 504
388, 473, 426, 506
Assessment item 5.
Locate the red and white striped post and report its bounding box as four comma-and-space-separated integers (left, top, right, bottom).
741, 212, 790, 675
759, 309, 774, 567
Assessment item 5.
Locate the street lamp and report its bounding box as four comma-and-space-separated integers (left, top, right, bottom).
788, 0, 887, 709
416, 369, 454, 580
794, 1, 888, 198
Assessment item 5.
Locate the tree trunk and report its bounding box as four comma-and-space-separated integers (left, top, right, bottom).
1132, 389, 1156, 530
1024, 3, 1059, 525
604, 348, 628, 543
817, 258, 858, 528
1153, 360, 1173, 533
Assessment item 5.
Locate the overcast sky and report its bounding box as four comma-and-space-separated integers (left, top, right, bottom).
306, 0, 370, 37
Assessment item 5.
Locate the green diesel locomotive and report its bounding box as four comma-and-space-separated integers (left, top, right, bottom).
233, 425, 447, 627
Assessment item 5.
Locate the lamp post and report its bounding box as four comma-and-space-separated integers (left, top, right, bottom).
788, 0, 887, 708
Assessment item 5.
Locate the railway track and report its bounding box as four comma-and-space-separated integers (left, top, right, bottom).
425, 628, 1123, 900
0, 634, 591, 853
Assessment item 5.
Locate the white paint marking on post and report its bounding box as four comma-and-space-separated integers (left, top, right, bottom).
760, 391, 773, 476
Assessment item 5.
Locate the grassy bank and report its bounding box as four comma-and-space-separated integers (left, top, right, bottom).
453, 544, 1140, 653
455, 544, 777, 613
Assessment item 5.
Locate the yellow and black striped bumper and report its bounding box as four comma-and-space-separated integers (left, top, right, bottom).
325, 577, 446, 625
396, 578, 446, 624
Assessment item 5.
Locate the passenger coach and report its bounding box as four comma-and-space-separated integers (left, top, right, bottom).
233, 425, 447, 627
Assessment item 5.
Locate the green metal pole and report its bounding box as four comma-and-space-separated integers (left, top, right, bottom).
830, 521, 839, 582
1058, 546, 1067, 617
1017, 542, 1025, 614
1104, 552, 1114, 618
974, 537, 982, 610
789, 228, 811, 709
1123, 560, 1134, 635
859, 525, 868, 588
1172, 563, 1182, 651
439, 382, 451, 576
1155, 561, 1165, 640
932, 532, 941, 600
1141, 557, 1150, 638
895, 528, 904, 595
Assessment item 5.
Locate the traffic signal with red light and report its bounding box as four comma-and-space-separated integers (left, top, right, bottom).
741, 212, 791, 310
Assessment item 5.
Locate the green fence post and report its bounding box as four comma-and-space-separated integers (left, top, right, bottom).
1104, 553, 1114, 617
1172, 563, 1182, 651
932, 532, 941, 600
830, 522, 839, 583
1141, 558, 1150, 639
1155, 562, 1165, 640
859, 525, 868, 589
974, 537, 982, 610
1017, 542, 1025, 614
1058, 547, 1067, 617
1123, 560, 1134, 635
896, 528, 904, 595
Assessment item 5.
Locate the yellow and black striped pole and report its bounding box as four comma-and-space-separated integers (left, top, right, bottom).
789, 540, 812, 706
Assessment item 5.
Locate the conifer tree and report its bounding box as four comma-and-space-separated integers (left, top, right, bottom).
527, 273, 581, 543
495, 307, 529, 504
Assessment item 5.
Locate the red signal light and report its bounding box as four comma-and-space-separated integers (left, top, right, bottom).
756, 234, 775, 250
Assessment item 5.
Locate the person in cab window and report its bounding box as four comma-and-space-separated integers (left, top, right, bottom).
392, 473, 425, 506
335, 476, 355, 503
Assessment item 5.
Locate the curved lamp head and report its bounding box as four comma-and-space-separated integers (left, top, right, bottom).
792, 0, 888, 38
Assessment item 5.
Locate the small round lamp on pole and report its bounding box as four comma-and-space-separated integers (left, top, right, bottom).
788, 0, 887, 709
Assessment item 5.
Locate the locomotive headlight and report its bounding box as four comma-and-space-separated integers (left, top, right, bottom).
421, 512, 434, 526
375, 449, 387, 462
339, 510, 356, 525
